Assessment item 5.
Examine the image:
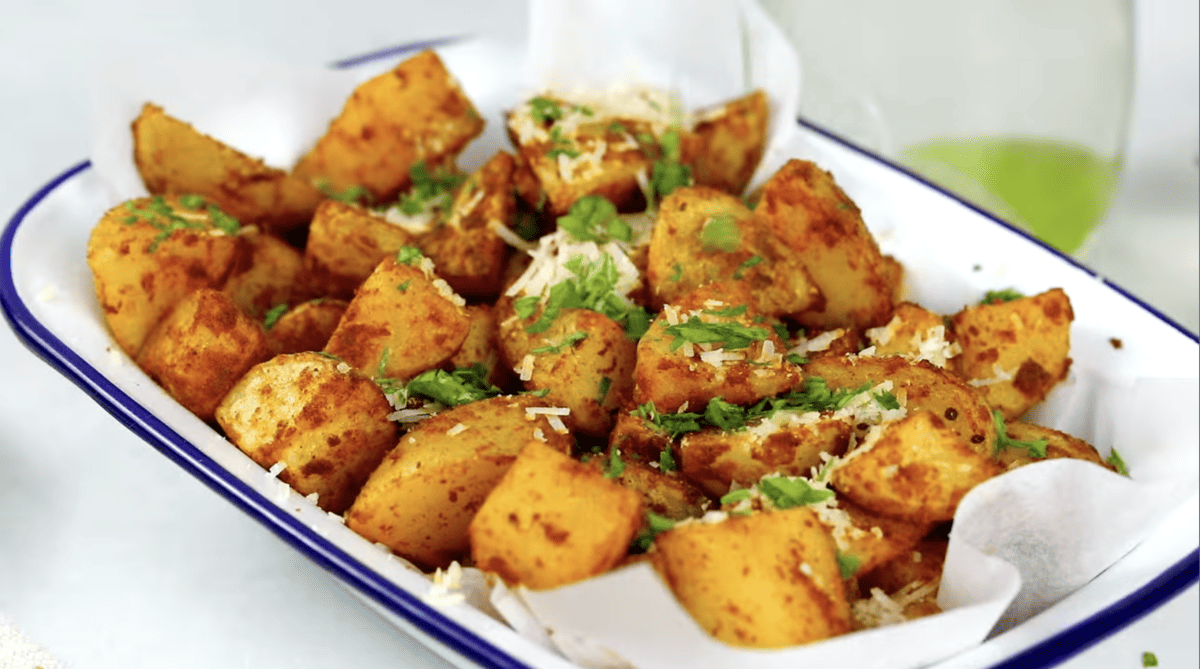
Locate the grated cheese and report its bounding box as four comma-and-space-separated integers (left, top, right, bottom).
968, 363, 1018, 387
446, 422, 469, 437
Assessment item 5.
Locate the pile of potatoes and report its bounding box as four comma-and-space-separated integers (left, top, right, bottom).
86, 49, 1118, 650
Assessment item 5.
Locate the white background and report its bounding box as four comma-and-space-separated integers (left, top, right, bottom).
0, 1, 1194, 668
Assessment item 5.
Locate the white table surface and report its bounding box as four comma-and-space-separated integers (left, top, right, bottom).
1, 1, 1195, 668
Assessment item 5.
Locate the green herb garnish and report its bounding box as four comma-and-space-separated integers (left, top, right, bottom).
993, 410, 1048, 458
662, 319, 770, 352
980, 288, 1026, 305
395, 245, 424, 266
557, 195, 631, 243
631, 512, 677, 552
395, 162, 466, 216
732, 254, 764, 279
837, 552, 862, 579
658, 447, 677, 472
262, 304, 288, 331
1142, 652, 1158, 667
531, 331, 588, 355
1107, 448, 1130, 476
604, 449, 626, 479
123, 195, 240, 252
699, 213, 741, 252
405, 364, 502, 407
757, 476, 834, 509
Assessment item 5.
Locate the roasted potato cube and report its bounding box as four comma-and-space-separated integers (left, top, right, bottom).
679, 413, 853, 497
221, 230, 307, 319
500, 306, 637, 436
292, 50, 484, 203
264, 299, 348, 356
87, 195, 244, 357
645, 185, 822, 316
830, 411, 1003, 523
446, 303, 510, 389
136, 288, 272, 422
323, 250, 470, 381
757, 159, 899, 329
417, 151, 518, 297
607, 457, 710, 522
802, 353, 997, 457
607, 407, 676, 464
215, 351, 399, 514
865, 302, 960, 368
131, 103, 321, 232
653, 507, 852, 648
346, 396, 574, 570
690, 90, 769, 195
469, 440, 643, 589
951, 289, 1073, 420
995, 420, 1115, 472
303, 199, 417, 300
820, 497, 935, 578
634, 283, 800, 414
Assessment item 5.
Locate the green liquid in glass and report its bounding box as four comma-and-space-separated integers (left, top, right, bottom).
899, 138, 1120, 254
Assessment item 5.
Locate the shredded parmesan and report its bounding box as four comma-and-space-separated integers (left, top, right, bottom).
968, 363, 1018, 387
446, 422, 469, 436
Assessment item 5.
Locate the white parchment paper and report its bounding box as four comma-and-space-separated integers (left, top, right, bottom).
84, 1, 1199, 667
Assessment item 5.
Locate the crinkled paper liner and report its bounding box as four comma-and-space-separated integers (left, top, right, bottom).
86, 1, 1200, 667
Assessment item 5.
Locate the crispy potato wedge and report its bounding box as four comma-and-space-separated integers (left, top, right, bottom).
679, 413, 853, 497
830, 411, 1003, 523
645, 185, 822, 316
996, 420, 1115, 472
469, 440, 643, 589
131, 103, 322, 232
653, 507, 852, 648
802, 353, 997, 457
292, 50, 484, 203
87, 195, 244, 357
221, 230, 307, 319
346, 396, 573, 570
818, 497, 935, 579
690, 90, 769, 195
263, 299, 348, 356
757, 159, 899, 330
607, 407, 677, 464
323, 251, 470, 381
634, 283, 801, 414
215, 351, 399, 514
951, 289, 1073, 420
865, 302, 960, 368
137, 288, 272, 422
303, 199, 417, 300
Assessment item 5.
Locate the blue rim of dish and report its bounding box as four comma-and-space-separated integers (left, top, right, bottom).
1, 36, 1197, 669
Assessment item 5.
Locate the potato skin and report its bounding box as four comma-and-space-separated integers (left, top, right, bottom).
951, 288, 1073, 420
264, 299, 348, 356
345, 395, 573, 570
757, 159, 899, 330
468, 440, 644, 589
215, 351, 399, 514
653, 507, 852, 648
137, 288, 272, 422
221, 230, 308, 319
323, 253, 470, 381
690, 90, 769, 195
87, 195, 244, 357
303, 199, 416, 300
293, 50, 484, 203
132, 103, 321, 232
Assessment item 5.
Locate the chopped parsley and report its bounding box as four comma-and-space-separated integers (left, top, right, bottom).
837, 552, 862, 578
732, 254, 764, 279
993, 411, 1048, 458
669, 263, 683, 282
405, 364, 502, 407
262, 304, 288, 331
395, 245, 424, 266
650, 129, 692, 198
596, 376, 612, 403
521, 253, 650, 339
699, 213, 741, 252
529, 96, 565, 124
123, 195, 240, 252
631, 512, 676, 552
719, 488, 754, 506
603, 449, 626, 479
1142, 651, 1158, 667
757, 475, 834, 509
1107, 448, 1130, 476
662, 319, 770, 352
531, 331, 588, 355
395, 162, 466, 216
557, 195, 631, 243
980, 288, 1025, 305
658, 447, 677, 472
546, 126, 580, 159
633, 402, 703, 439
315, 180, 371, 204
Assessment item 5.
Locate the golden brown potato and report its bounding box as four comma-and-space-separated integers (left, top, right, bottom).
303, 199, 417, 300
446, 303, 510, 389
607, 407, 676, 464
500, 306, 637, 436
136, 288, 272, 422
221, 230, 307, 319
87, 195, 244, 357
995, 420, 1115, 472
417, 151, 518, 298
293, 50, 484, 203
820, 497, 935, 578
131, 103, 322, 232
346, 395, 574, 570
645, 185, 822, 316
634, 283, 801, 414
791, 327, 866, 360
690, 90, 769, 195
323, 250, 470, 381
653, 507, 852, 648
469, 440, 644, 589
263, 299, 348, 356
951, 289, 1073, 420
830, 411, 1003, 523
215, 351, 399, 514
802, 353, 997, 457
606, 457, 711, 522
866, 302, 959, 368
679, 413, 853, 497
757, 159, 899, 330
